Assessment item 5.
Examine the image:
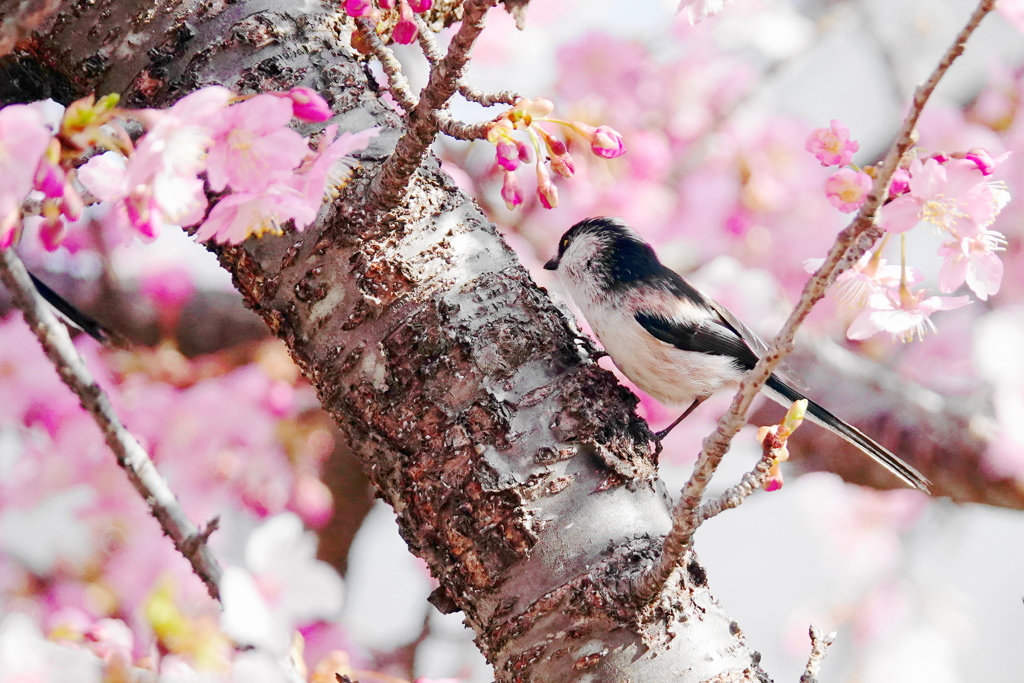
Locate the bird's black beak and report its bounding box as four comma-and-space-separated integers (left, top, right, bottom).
543, 257, 558, 271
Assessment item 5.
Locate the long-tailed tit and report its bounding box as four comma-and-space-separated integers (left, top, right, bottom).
543, 217, 929, 492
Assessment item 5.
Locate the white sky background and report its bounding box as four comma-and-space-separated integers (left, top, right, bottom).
342, 2, 1024, 682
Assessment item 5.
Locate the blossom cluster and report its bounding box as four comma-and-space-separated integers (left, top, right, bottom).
1, 86, 378, 250
806, 120, 1010, 342
485, 97, 625, 210
343, 0, 434, 45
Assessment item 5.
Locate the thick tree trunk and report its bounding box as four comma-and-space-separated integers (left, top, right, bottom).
2, 1, 768, 680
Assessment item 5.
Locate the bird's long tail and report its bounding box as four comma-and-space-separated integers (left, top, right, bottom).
28, 272, 110, 343
765, 374, 930, 492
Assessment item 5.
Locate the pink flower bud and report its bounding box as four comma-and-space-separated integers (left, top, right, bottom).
61, 192, 83, 224
39, 212, 65, 252
963, 148, 996, 175
392, 0, 417, 43
495, 139, 519, 171
500, 171, 523, 210
408, 0, 432, 11
591, 125, 625, 159
536, 163, 558, 209
929, 152, 951, 164
344, 0, 372, 16
378, 0, 394, 8
572, 122, 626, 159
34, 161, 65, 199
285, 86, 332, 122
0, 207, 20, 249
516, 139, 532, 164
889, 167, 911, 196
550, 152, 575, 179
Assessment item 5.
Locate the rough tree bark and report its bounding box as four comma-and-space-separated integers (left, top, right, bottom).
0, 1, 848, 680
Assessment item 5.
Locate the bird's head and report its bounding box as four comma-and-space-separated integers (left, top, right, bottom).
544, 217, 663, 292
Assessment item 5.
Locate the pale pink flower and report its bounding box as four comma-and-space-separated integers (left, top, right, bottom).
283, 86, 333, 123
114, 86, 233, 236
678, 0, 731, 24
0, 104, 52, 201
937, 231, 1005, 300
290, 124, 380, 205
805, 252, 915, 308
824, 167, 872, 213
221, 513, 344, 655
847, 288, 970, 342
207, 94, 309, 193
998, 0, 1024, 33
408, 0, 432, 11
193, 184, 317, 244
806, 119, 859, 167
881, 158, 992, 235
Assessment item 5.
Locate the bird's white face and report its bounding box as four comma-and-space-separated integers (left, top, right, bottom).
555, 230, 615, 307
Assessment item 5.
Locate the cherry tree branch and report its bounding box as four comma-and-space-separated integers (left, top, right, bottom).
0, 248, 223, 601
355, 17, 418, 113
799, 626, 836, 683
632, 0, 997, 604
696, 430, 779, 524
369, 0, 497, 209
414, 14, 521, 107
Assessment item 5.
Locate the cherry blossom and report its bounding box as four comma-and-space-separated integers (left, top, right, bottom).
881, 158, 994, 235
847, 288, 970, 342
678, 0, 731, 24
806, 119, 859, 167
207, 94, 310, 194
824, 167, 872, 213
937, 231, 1005, 300
0, 103, 53, 247
220, 513, 344, 655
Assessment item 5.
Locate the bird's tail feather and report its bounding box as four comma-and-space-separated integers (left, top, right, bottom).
765, 375, 930, 492
28, 272, 110, 343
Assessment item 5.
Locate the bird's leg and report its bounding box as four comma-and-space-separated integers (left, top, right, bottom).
655, 397, 705, 441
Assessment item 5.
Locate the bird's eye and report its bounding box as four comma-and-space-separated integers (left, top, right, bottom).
560, 238, 569, 251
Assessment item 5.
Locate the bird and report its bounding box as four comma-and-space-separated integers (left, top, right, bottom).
543, 216, 930, 492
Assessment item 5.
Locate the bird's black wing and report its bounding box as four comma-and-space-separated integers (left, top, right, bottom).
651, 267, 806, 388
634, 310, 759, 370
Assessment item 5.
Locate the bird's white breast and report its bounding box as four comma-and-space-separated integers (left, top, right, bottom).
565, 280, 744, 407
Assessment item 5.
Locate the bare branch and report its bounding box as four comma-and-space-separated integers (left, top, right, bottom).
355, 17, 418, 114
697, 441, 776, 524
799, 626, 836, 683
435, 112, 493, 140
0, 248, 223, 601
633, 0, 998, 604
369, 0, 497, 209
415, 14, 520, 107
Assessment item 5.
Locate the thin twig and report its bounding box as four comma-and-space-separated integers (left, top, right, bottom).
415, 14, 520, 107
799, 626, 837, 683
369, 0, 498, 210
355, 17, 418, 114
632, 0, 997, 604
435, 112, 493, 140
0, 248, 223, 601
697, 445, 775, 524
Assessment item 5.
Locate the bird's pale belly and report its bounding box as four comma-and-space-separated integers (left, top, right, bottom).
593, 317, 743, 407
